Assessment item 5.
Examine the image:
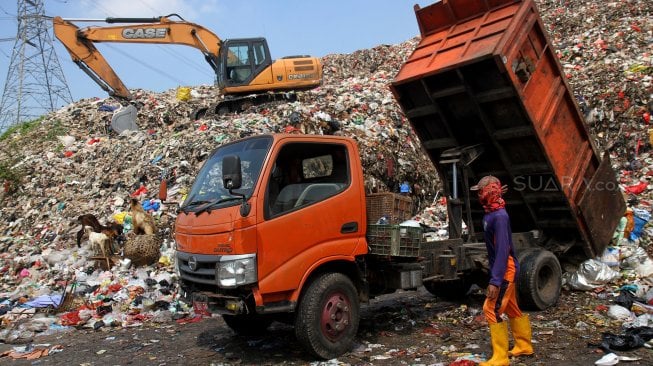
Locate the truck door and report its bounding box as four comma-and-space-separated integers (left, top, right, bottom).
255, 141, 364, 296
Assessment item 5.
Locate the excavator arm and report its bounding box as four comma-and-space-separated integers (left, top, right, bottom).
53, 15, 222, 99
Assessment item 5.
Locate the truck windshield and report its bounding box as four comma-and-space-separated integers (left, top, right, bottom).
181, 136, 272, 211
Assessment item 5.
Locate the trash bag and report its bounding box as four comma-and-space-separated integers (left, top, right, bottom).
629, 208, 651, 241
600, 247, 620, 268
598, 326, 653, 352
110, 104, 138, 133
563, 259, 620, 290
176, 87, 191, 101
615, 289, 647, 310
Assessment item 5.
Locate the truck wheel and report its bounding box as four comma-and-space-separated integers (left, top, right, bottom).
517, 249, 562, 310
295, 272, 360, 359
222, 314, 273, 336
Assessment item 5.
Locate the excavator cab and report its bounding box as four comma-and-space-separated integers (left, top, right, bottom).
217, 38, 273, 89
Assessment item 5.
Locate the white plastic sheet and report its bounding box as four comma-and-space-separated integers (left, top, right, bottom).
563, 259, 621, 291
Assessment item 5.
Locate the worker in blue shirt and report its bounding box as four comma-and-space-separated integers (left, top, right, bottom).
471, 176, 534, 366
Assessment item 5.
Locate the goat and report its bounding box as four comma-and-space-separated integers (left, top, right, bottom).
76, 214, 124, 249
87, 230, 113, 269
88, 231, 111, 257
129, 198, 157, 235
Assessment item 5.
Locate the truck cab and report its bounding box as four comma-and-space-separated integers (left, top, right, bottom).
174, 134, 368, 358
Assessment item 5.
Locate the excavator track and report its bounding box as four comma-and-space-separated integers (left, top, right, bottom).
191, 92, 299, 120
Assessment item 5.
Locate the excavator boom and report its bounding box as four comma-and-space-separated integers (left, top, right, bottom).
53, 15, 221, 99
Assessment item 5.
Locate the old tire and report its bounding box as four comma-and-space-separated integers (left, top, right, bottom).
424, 279, 472, 300
423, 271, 485, 300
215, 104, 231, 116
517, 249, 562, 310
190, 107, 208, 120
222, 314, 273, 336
295, 272, 360, 359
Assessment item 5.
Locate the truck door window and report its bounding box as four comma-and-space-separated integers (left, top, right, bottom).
267, 143, 349, 217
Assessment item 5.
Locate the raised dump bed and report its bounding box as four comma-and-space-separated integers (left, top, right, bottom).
391, 0, 624, 258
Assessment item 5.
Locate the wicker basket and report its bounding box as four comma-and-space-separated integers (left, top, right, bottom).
366, 192, 413, 225
124, 234, 161, 266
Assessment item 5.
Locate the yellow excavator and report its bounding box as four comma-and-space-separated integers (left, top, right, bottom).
52, 14, 323, 118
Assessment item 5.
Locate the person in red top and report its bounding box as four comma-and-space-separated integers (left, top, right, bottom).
471, 176, 534, 366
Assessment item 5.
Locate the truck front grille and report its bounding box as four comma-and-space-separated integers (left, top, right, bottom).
177, 252, 220, 285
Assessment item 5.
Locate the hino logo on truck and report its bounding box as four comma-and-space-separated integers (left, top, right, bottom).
122, 28, 167, 39
288, 73, 315, 80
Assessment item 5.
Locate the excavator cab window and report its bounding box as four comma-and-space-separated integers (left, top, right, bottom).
253, 41, 267, 66
220, 38, 272, 87
226, 43, 252, 83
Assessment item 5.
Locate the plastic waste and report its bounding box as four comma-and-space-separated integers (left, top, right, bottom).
595, 353, 618, 366
598, 326, 653, 352
629, 208, 651, 241
176, 87, 191, 101
607, 304, 635, 321
563, 259, 620, 290
110, 104, 139, 133
615, 289, 647, 311
600, 247, 620, 268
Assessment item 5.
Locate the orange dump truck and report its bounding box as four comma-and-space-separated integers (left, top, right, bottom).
173, 0, 624, 359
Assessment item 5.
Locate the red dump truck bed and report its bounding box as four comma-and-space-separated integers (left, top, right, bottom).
391, 0, 625, 258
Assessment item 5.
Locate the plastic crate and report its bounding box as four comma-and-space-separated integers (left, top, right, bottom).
366, 192, 412, 225
367, 224, 422, 257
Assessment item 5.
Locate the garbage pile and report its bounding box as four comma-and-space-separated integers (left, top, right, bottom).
0, 0, 649, 354
0, 33, 441, 343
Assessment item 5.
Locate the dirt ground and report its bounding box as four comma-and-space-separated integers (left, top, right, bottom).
0, 288, 651, 366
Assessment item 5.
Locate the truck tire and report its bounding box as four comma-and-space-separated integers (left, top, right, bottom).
222, 314, 273, 336
295, 272, 360, 359
516, 249, 562, 310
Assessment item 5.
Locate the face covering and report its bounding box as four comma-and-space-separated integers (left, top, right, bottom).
478, 181, 506, 213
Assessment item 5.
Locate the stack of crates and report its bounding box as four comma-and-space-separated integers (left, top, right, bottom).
366, 224, 422, 257
366, 192, 412, 225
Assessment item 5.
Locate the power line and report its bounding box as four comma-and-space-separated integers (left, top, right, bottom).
135, 0, 162, 15
158, 45, 214, 76
0, 5, 15, 16
102, 43, 186, 85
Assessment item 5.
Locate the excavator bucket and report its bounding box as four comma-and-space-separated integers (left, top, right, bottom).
414, 0, 520, 37
110, 104, 139, 133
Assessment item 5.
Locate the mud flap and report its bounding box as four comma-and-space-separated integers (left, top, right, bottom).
110, 104, 138, 133
578, 152, 626, 257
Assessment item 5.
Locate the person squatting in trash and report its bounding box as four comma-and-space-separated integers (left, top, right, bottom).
471, 175, 534, 366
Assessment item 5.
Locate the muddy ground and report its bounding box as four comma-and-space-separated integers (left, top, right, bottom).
1, 288, 651, 366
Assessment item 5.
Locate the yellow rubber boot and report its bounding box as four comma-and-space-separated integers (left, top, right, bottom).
508, 314, 534, 357
479, 321, 510, 366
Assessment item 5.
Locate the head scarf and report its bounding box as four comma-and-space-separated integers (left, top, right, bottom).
478, 181, 506, 213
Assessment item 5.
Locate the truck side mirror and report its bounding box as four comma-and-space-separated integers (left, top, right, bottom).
222, 155, 242, 189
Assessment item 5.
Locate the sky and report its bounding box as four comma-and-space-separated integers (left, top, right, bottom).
0, 0, 431, 104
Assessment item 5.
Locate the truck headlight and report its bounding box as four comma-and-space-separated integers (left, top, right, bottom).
216, 254, 257, 288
